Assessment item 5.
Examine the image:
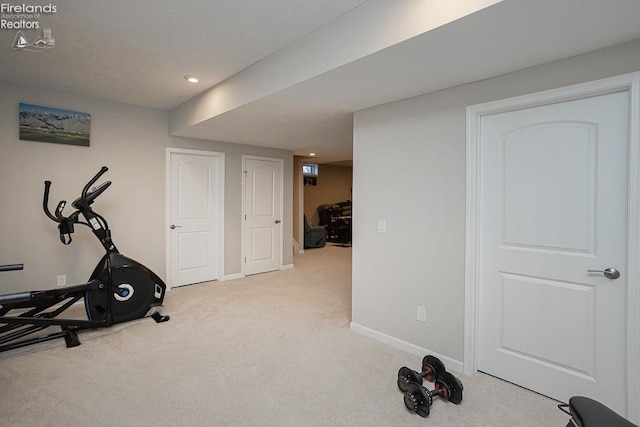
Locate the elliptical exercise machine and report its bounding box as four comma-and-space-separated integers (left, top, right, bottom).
0, 167, 169, 353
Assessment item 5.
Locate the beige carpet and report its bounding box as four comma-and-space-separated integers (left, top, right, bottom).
1, 245, 569, 426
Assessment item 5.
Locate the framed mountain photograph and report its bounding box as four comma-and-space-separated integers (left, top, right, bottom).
19, 103, 90, 146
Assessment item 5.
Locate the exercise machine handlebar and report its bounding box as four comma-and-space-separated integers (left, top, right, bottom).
80, 166, 109, 210
43, 166, 111, 223
43, 167, 113, 246
43, 180, 59, 222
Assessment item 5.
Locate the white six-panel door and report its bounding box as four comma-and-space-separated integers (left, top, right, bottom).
167, 150, 224, 287
476, 91, 629, 414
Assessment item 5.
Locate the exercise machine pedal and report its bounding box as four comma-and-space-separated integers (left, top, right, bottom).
151, 312, 170, 323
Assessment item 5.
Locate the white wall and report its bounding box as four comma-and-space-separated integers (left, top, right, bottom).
0, 83, 293, 294
351, 39, 640, 365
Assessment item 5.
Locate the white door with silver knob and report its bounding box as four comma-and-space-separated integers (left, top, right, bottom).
243, 156, 283, 276
168, 150, 224, 287
476, 89, 629, 415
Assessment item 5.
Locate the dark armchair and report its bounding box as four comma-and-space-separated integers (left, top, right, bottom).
304, 215, 326, 249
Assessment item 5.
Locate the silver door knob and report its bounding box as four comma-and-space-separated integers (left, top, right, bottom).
587, 268, 620, 279
274, 219, 281, 224
170, 224, 182, 230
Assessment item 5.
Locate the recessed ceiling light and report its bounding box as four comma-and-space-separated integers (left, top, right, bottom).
309, 152, 316, 156
184, 75, 199, 83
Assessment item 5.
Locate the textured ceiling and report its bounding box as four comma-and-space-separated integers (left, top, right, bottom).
0, 0, 367, 109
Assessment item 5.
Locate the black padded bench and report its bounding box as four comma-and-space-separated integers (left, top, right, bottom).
562, 396, 637, 427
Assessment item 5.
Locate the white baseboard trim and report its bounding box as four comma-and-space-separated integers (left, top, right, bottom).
280, 264, 294, 271
221, 273, 244, 281
350, 322, 464, 374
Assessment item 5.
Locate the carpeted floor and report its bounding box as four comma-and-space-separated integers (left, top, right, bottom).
0, 245, 569, 426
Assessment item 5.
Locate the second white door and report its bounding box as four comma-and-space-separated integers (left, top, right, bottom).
243, 156, 283, 276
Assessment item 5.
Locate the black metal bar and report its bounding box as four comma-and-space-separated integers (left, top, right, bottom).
0, 316, 106, 328
0, 302, 52, 332
28, 283, 92, 299
0, 322, 23, 334
0, 281, 96, 309
0, 324, 48, 345
0, 292, 33, 305
0, 330, 69, 353
0, 264, 23, 272
47, 293, 83, 317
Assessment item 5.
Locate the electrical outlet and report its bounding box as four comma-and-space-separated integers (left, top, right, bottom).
417, 305, 427, 322
56, 275, 66, 287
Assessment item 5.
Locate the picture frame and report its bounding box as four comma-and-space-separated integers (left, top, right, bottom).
19, 103, 90, 146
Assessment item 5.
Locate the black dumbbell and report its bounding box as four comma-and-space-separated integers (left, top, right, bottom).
403, 371, 464, 418
397, 355, 447, 392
